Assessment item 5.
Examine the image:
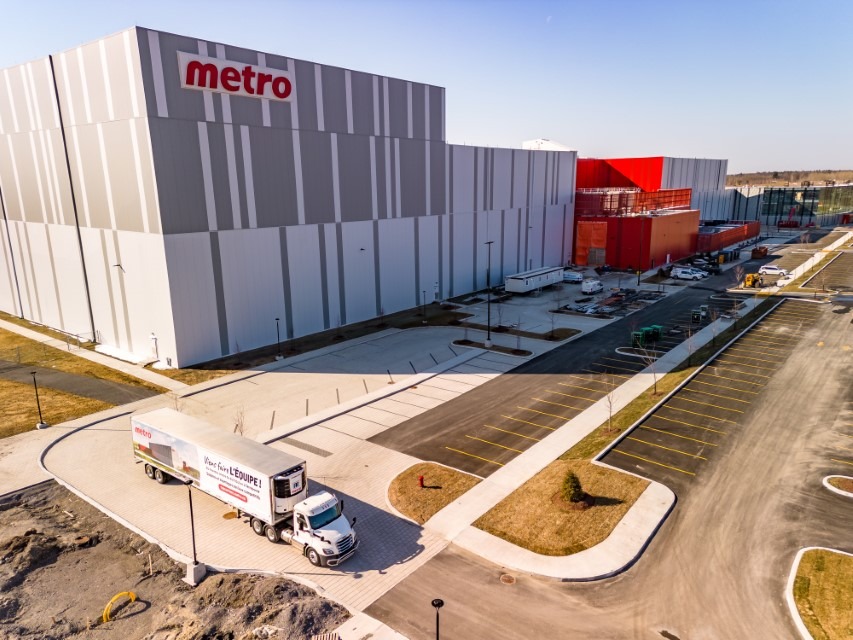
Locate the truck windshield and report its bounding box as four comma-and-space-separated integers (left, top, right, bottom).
308, 503, 342, 530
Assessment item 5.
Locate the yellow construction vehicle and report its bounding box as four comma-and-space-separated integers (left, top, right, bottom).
744, 273, 763, 288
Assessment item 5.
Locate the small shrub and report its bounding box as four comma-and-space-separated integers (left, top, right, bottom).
562, 471, 584, 503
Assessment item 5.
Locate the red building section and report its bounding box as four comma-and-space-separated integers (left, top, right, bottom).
574, 210, 700, 270
576, 157, 665, 191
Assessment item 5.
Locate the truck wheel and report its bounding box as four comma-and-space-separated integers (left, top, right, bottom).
264, 525, 279, 543
144, 464, 155, 479
307, 548, 322, 567
154, 468, 169, 484
251, 518, 265, 536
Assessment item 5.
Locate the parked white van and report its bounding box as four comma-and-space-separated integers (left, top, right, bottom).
581, 278, 604, 294
671, 266, 705, 281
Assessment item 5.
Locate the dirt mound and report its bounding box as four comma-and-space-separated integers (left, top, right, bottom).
0, 482, 349, 639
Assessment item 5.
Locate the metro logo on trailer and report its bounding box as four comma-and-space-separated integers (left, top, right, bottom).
177, 52, 293, 101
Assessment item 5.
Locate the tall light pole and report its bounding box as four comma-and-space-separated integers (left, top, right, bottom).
30, 371, 48, 429
182, 478, 206, 585
275, 317, 282, 360
432, 598, 444, 640
485, 241, 494, 348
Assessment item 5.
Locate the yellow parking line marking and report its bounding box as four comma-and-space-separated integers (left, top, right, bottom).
566, 375, 619, 387
610, 449, 695, 476
532, 397, 586, 412
640, 426, 718, 446
651, 414, 728, 434
731, 342, 788, 353
699, 372, 764, 386
627, 437, 708, 460
445, 447, 504, 466
545, 390, 595, 403
670, 396, 744, 413
583, 368, 631, 379
744, 337, 794, 348
518, 406, 572, 421
690, 379, 759, 395
484, 424, 541, 442
717, 352, 779, 365
683, 387, 751, 403
830, 458, 853, 467
465, 435, 524, 453
601, 357, 644, 370
559, 381, 611, 393
661, 405, 738, 424
713, 366, 771, 379
715, 359, 776, 372
726, 348, 786, 361
502, 415, 557, 431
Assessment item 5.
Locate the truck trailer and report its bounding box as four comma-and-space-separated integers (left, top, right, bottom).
131, 408, 358, 566
504, 266, 564, 293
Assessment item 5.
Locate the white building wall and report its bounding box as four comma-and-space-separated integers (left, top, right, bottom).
378, 217, 416, 313
286, 224, 325, 337
662, 157, 729, 220
340, 220, 377, 323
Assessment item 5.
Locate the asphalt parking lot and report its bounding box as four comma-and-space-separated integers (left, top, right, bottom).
371, 278, 748, 477
601, 299, 825, 494
801, 250, 853, 292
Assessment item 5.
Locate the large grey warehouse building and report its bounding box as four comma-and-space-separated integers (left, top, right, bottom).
0, 27, 578, 367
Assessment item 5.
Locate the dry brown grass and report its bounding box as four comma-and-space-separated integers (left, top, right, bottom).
0, 328, 165, 394
388, 462, 481, 524
475, 460, 648, 555
146, 366, 233, 386
794, 549, 853, 640
827, 477, 853, 493
0, 378, 112, 439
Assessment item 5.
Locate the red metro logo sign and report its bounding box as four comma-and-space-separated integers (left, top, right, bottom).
177, 52, 293, 101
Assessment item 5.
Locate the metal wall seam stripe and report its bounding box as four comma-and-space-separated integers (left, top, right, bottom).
472, 209, 478, 291
473, 148, 478, 212
98, 40, 115, 121
510, 149, 515, 208
499, 209, 506, 283
383, 77, 390, 137
314, 64, 325, 131
58, 55, 75, 127
123, 31, 140, 119
331, 133, 342, 223
0, 187, 24, 316
223, 123, 242, 229
42, 226, 64, 328
6, 137, 27, 220
318, 225, 330, 329
11, 225, 32, 315
490, 148, 495, 210
67, 129, 91, 227
334, 223, 346, 326
407, 82, 413, 139
37, 131, 59, 225
369, 136, 378, 220
198, 41, 215, 122
445, 144, 450, 214
4, 69, 20, 132
19, 65, 36, 131
0, 75, 5, 133
437, 214, 444, 299
394, 138, 401, 218
128, 120, 151, 233
146, 31, 169, 118
278, 227, 295, 339
96, 124, 118, 230
424, 85, 430, 140
425, 141, 431, 215
20, 225, 42, 321
448, 211, 454, 297
540, 206, 546, 267
76, 48, 93, 124
292, 130, 306, 225
196, 122, 218, 231
384, 137, 392, 219
24, 64, 42, 130
256, 52, 271, 127
27, 133, 48, 223
372, 220, 382, 315
141, 119, 162, 234
232, 124, 250, 230
111, 230, 133, 351
440, 88, 445, 141
372, 76, 380, 136
516, 207, 521, 273
414, 217, 420, 304
345, 70, 354, 134
214, 44, 232, 124
207, 232, 230, 355
98, 230, 119, 344
240, 126, 258, 228
286, 59, 300, 130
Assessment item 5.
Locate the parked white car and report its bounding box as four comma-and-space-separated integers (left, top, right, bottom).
581, 278, 604, 294
758, 265, 789, 277
671, 266, 706, 281
563, 271, 584, 284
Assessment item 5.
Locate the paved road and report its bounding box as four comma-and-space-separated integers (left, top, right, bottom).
370, 270, 749, 478
367, 301, 853, 639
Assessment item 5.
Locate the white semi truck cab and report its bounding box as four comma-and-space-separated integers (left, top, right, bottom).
271, 491, 359, 567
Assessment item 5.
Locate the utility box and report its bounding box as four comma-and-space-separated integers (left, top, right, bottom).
649, 325, 663, 340
632, 331, 645, 348
691, 310, 702, 324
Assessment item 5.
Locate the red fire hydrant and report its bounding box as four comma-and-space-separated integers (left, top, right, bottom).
418, 475, 425, 488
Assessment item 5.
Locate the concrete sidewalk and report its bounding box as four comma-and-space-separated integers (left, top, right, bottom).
0, 318, 186, 392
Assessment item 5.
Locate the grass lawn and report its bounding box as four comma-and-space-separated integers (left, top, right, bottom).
474, 460, 648, 555
0, 379, 112, 438
793, 549, 853, 640
387, 462, 480, 524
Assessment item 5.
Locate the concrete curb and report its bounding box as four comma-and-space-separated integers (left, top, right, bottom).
784, 547, 853, 640
822, 475, 853, 499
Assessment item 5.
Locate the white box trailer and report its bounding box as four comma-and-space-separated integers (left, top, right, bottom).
131, 408, 358, 566
504, 266, 564, 293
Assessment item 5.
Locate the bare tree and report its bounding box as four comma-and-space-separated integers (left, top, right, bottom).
639, 347, 660, 395
233, 406, 245, 436
686, 325, 696, 367
732, 265, 745, 290
170, 392, 183, 413
708, 307, 720, 346
496, 301, 504, 328
605, 374, 618, 433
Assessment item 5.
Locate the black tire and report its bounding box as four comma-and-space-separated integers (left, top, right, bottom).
154, 468, 169, 484
251, 518, 265, 536
264, 525, 279, 543
144, 464, 155, 479
306, 548, 322, 567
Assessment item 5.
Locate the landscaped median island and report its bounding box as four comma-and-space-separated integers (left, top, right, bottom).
388, 462, 481, 524
793, 549, 853, 640
826, 476, 853, 494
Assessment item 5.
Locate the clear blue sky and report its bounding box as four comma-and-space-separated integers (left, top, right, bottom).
2, 0, 851, 173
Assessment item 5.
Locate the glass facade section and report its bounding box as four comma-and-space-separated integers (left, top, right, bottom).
760, 185, 853, 226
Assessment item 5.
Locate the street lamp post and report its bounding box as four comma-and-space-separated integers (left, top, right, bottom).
30, 371, 48, 429
275, 317, 282, 359
431, 598, 444, 640
422, 289, 427, 319
182, 479, 206, 585
485, 240, 494, 348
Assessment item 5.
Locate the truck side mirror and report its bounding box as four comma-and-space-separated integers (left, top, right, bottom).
340, 500, 344, 512
351, 517, 357, 527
